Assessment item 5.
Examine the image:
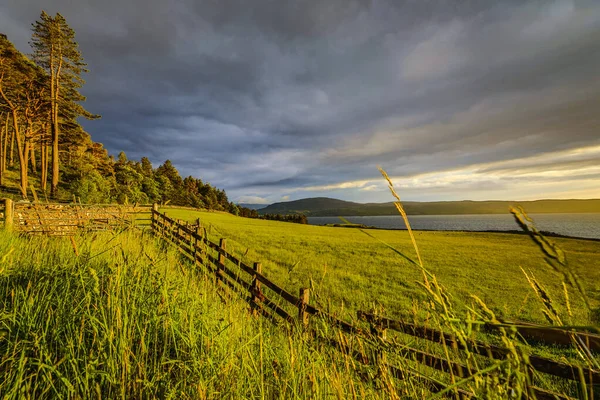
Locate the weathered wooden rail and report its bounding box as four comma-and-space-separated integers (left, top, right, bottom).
358, 312, 599, 399
1, 198, 152, 235
151, 208, 599, 400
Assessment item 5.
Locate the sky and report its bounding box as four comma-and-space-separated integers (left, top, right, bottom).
1, 0, 599, 204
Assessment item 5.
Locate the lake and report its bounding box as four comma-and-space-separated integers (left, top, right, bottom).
308, 213, 600, 240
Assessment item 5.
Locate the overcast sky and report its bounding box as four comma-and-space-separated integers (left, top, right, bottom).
2, 0, 599, 204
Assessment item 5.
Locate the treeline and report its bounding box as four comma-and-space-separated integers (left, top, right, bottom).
98, 153, 240, 212
261, 214, 308, 224
0, 12, 243, 213
236, 207, 307, 224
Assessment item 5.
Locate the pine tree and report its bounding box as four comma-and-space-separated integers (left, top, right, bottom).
30, 11, 98, 196
0, 34, 44, 196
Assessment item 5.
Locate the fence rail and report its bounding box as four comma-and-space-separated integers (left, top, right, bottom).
150, 208, 599, 400
357, 311, 598, 399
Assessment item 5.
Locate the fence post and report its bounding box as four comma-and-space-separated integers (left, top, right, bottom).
251, 262, 262, 314
371, 312, 387, 366
217, 238, 226, 283
194, 225, 201, 262
298, 288, 310, 327
4, 199, 14, 230
151, 203, 158, 231
163, 212, 168, 238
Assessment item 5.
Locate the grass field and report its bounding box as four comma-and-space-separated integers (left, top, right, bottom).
161, 208, 600, 327
1, 228, 421, 399
2, 211, 598, 397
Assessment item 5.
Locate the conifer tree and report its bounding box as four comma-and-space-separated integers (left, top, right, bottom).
30, 11, 98, 196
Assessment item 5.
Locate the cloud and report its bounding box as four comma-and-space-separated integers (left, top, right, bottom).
279, 143, 600, 201
1, 0, 599, 203
402, 20, 466, 80
360, 185, 381, 192
298, 180, 373, 192
236, 196, 270, 204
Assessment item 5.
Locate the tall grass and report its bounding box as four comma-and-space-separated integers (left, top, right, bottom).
0, 227, 433, 399
374, 168, 598, 399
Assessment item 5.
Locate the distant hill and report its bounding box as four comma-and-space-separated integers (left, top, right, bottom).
259, 197, 361, 214
258, 197, 600, 216
238, 203, 270, 210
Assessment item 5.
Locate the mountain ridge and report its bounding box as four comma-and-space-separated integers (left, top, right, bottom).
238, 203, 270, 210
258, 197, 600, 216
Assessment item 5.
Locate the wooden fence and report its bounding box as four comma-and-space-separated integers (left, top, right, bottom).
151, 209, 599, 400
1, 198, 152, 235
357, 312, 599, 400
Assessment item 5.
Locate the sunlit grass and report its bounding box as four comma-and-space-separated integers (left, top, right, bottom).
0, 228, 414, 398
160, 208, 600, 326
159, 188, 600, 398
1, 188, 598, 397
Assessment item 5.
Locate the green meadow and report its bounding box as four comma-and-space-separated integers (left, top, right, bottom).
161, 208, 600, 326
1, 212, 598, 398
0, 229, 408, 399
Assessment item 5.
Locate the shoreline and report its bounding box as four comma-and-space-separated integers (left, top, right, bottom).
316, 223, 600, 242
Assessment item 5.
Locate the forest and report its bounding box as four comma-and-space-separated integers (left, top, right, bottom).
0, 12, 246, 215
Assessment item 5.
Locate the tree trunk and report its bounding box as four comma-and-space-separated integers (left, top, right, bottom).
50, 45, 61, 197
0, 112, 4, 186
25, 118, 36, 175
40, 139, 46, 191
10, 109, 27, 198
30, 144, 36, 174
2, 113, 9, 175
41, 123, 49, 192
23, 140, 29, 196
51, 121, 58, 196
44, 142, 49, 192
9, 120, 15, 167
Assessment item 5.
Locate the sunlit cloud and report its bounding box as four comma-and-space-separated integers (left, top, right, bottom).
237, 196, 270, 204
297, 179, 373, 192
282, 144, 600, 202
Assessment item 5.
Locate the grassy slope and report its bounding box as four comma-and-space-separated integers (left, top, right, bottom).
0, 169, 71, 202
163, 208, 600, 325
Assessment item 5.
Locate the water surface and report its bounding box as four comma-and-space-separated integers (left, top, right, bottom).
308, 213, 600, 239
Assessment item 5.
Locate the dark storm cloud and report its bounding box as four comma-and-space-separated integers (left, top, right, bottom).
1, 0, 599, 202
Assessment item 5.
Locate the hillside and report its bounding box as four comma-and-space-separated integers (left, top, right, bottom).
238, 203, 270, 210
258, 197, 600, 216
